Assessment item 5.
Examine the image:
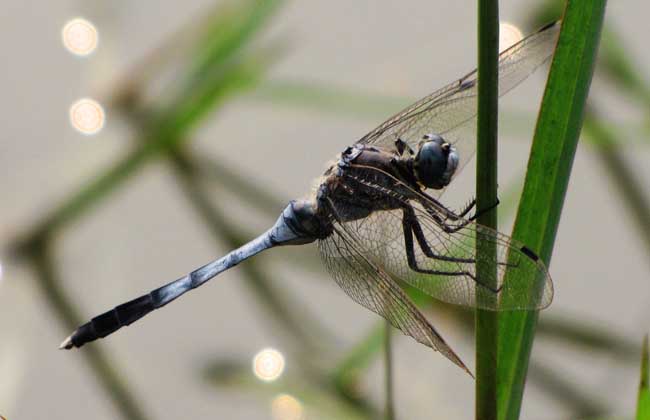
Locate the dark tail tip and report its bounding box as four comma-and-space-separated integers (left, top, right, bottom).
59, 321, 98, 350
59, 334, 74, 350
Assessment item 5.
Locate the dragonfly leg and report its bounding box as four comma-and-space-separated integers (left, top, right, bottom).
467, 197, 500, 222
407, 206, 516, 268
416, 190, 498, 225
419, 198, 500, 234
401, 206, 505, 294
414, 194, 474, 232
395, 138, 414, 156
456, 198, 476, 219
436, 198, 476, 222
426, 208, 473, 234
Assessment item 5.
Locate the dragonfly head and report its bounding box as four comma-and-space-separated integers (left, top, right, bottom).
413, 133, 459, 189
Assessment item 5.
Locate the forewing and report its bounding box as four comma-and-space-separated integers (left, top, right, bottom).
318, 222, 471, 374
358, 22, 559, 187
337, 166, 553, 310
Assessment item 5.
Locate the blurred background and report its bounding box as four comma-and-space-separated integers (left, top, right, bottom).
1, 1, 649, 419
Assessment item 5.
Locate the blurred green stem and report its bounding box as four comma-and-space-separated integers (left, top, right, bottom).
528, 360, 607, 417
28, 239, 149, 420
637, 335, 650, 420
384, 321, 395, 420
12, 54, 266, 257
584, 111, 650, 258
167, 147, 335, 358
196, 155, 287, 211
476, 1, 499, 419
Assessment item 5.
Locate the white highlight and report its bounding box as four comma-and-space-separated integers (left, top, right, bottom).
499, 22, 524, 52
253, 348, 285, 382
271, 394, 304, 420
62, 18, 98, 56
69, 98, 105, 135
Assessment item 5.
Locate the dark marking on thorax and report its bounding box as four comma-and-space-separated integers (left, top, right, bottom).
316, 144, 421, 223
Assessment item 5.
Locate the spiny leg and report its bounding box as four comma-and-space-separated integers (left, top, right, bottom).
413, 194, 474, 233
401, 206, 504, 294
456, 198, 476, 219
454, 196, 500, 221
422, 205, 473, 234
467, 197, 500, 222
417, 195, 501, 233
408, 207, 516, 270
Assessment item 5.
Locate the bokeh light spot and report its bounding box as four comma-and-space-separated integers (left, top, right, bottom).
62, 18, 98, 56
253, 348, 285, 382
271, 394, 304, 420
69, 98, 105, 135
499, 22, 524, 52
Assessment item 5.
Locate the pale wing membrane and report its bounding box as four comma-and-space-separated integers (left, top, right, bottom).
339, 165, 553, 310
318, 222, 471, 374
359, 22, 559, 182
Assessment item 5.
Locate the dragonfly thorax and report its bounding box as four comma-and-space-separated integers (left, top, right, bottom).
413, 133, 458, 189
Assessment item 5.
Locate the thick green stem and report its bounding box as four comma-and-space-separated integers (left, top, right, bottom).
475, 2, 499, 419
497, 3, 607, 419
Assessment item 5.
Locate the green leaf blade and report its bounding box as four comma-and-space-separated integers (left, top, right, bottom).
496, 3, 607, 419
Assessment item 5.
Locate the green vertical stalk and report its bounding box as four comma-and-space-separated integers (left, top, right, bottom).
475, 1, 500, 420
384, 321, 395, 420
497, 3, 607, 419
637, 335, 650, 420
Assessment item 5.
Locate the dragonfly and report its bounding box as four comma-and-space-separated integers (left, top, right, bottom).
61, 22, 559, 374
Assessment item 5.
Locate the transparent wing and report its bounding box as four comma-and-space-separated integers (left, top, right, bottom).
334, 165, 553, 310
318, 221, 471, 374
359, 22, 559, 188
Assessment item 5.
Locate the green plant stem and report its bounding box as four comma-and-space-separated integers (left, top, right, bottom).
384, 321, 395, 420
637, 335, 650, 420
196, 155, 288, 211
528, 360, 607, 417
12, 55, 267, 258
497, 4, 607, 419
28, 240, 149, 420
332, 323, 385, 391
475, 2, 499, 419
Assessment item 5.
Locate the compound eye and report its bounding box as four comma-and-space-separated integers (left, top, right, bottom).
414, 141, 448, 189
